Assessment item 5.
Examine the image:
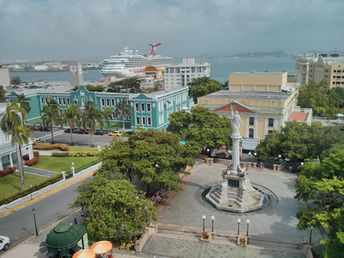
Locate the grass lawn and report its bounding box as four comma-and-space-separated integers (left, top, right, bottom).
33, 156, 99, 173
0, 172, 48, 201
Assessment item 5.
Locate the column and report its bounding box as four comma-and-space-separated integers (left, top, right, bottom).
231, 136, 240, 175
9, 153, 13, 167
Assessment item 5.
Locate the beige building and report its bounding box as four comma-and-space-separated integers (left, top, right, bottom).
0, 67, 10, 88
296, 54, 344, 88
198, 72, 312, 150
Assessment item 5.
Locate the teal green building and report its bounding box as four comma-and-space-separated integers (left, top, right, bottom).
6, 85, 189, 131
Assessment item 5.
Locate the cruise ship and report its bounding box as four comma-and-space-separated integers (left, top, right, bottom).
100, 44, 172, 78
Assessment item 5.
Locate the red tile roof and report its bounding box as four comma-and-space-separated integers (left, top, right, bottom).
289, 112, 309, 122
216, 102, 253, 113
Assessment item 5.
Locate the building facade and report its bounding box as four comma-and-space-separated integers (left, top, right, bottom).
69, 64, 83, 87
6, 85, 189, 131
0, 103, 33, 170
198, 72, 312, 150
296, 54, 344, 87
164, 58, 210, 90
0, 67, 10, 88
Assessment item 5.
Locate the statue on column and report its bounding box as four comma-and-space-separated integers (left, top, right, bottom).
231, 105, 241, 136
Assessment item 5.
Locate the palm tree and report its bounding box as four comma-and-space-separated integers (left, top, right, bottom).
63, 103, 81, 145
82, 101, 103, 147
16, 94, 31, 113
0, 102, 30, 190
41, 98, 62, 144
116, 99, 131, 132
102, 107, 113, 131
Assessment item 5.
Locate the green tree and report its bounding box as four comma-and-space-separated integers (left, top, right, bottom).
82, 101, 103, 146
73, 84, 105, 92
116, 99, 131, 131
10, 76, 21, 85
16, 94, 31, 113
99, 130, 198, 195
168, 106, 231, 153
63, 103, 81, 145
107, 77, 142, 93
75, 176, 157, 243
0, 86, 6, 102
41, 98, 62, 144
0, 102, 30, 189
188, 77, 224, 104
102, 107, 113, 130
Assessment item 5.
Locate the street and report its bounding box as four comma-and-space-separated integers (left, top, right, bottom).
0, 180, 88, 249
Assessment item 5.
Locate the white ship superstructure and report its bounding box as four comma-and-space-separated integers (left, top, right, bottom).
101, 45, 172, 78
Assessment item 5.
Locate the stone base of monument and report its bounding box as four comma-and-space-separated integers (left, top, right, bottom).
205, 172, 265, 213
236, 235, 248, 246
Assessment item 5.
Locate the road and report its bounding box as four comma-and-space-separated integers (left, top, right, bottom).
0, 180, 87, 249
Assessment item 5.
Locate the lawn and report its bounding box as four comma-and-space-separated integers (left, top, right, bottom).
0, 172, 48, 201
33, 156, 99, 173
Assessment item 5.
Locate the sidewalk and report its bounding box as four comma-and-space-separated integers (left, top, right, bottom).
0, 162, 102, 218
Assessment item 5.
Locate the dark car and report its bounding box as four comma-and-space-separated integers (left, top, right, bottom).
64, 128, 79, 133
78, 128, 89, 134
38, 126, 50, 131
95, 129, 104, 135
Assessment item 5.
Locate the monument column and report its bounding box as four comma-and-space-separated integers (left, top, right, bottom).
231, 110, 241, 175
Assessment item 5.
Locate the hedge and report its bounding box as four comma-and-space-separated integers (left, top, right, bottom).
0, 173, 63, 206
0, 167, 16, 177
70, 151, 98, 157
51, 152, 70, 157
24, 152, 40, 166
33, 144, 69, 151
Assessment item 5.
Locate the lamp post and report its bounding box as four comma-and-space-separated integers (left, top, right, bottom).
237, 218, 241, 235
248, 152, 252, 162
309, 225, 313, 243
246, 219, 250, 236
202, 215, 206, 232
211, 216, 215, 233
32, 208, 38, 236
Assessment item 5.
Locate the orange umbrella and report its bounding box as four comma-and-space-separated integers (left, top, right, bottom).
72, 249, 96, 258
90, 241, 113, 254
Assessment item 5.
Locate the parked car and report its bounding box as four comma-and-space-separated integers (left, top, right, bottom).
64, 128, 79, 133
108, 131, 123, 137
79, 128, 89, 134
95, 129, 104, 135
0, 235, 10, 251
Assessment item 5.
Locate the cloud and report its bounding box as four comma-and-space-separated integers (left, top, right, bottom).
0, 0, 343, 61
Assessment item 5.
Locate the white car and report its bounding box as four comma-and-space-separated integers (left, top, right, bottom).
0, 235, 10, 251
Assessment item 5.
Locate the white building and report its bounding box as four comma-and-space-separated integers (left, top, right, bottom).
0, 67, 10, 88
69, 64, 83, 87
164, 58, 210, 90
0, 103, 33, 170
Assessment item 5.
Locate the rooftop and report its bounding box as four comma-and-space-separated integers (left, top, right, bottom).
289, 111, 309, 122
199, 90, 292, 101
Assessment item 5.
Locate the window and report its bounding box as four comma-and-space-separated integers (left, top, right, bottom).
62, 98, 66, 105
136, 117, 140, 125
58, 98, 61, 104
106, 99, 110, 106
268, 118, 274, 127
111, 99, 115, 106
142, 117, 146, 125
141, 103, 145, 111
101, 99, 105, 106
147, 103, 151, 112
148, 117, 151, 125
249, 117, 254, 126
135, 103, 139, 111
249, 128, 254, 138
67, 98, 70, 104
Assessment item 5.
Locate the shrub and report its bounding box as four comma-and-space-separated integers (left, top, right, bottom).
0, 166, 17, 177
23, 152, 39, 161
25, 155, 39, 166
0, 174, 63, 205
70, 151, 98, 157
51, 152, 70, 157
33, 144, 69, 151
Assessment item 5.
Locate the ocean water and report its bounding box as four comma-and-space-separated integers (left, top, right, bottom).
10, 56, 296, 84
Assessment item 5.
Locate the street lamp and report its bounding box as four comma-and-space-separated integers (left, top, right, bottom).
246, 219, 250, 236
248, 152, 252, 162
211, 216, 215, 233
202, 215, 206, 232
32, 208, 38, 236
237, 218, 241, 235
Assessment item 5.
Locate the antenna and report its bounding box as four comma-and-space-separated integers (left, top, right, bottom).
149, 43, 161, 56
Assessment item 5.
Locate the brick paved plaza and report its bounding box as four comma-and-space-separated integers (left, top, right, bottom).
142, 163, 310, 258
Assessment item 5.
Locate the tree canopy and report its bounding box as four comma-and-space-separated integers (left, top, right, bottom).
188, 77, 224, 104
167, 106, 231, 152
10, 76, 21, 85
76, 176, 157, 243
256, 121, 344, 165
98, 130, 198, 195
107, 77, 142, 93
73, 84, 105, 92
298, 80, 344, 117
295, 149, 344, 258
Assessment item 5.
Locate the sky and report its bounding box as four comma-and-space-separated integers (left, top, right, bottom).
0, 0, 343, 61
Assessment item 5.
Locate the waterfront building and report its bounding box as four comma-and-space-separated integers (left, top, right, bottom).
0, 103, 33, 170
164, 58, 210, 90
296, 53, 344, 87
0, 67, 10, 88
198, 72, 312, 150
69, 64, 83, 87
6, 85, 189, 131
